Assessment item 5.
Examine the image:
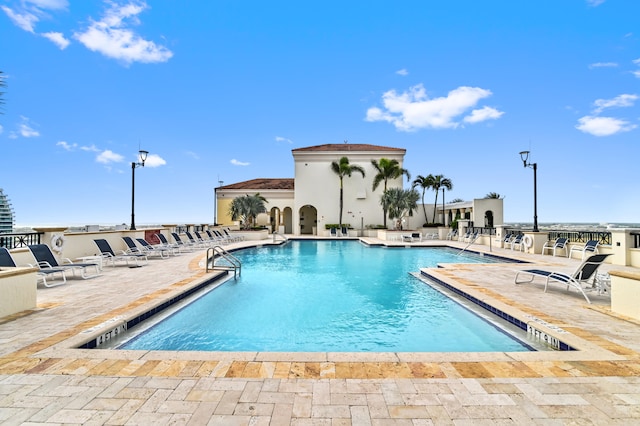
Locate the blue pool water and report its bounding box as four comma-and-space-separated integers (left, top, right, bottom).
118, 241, 531, 352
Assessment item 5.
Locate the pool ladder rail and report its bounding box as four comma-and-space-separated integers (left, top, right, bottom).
272, 231, 289, 244
457, 233, 480, 256
206, 246, 242, 279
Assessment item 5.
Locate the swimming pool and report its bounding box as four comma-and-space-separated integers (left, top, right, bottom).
115, 240, 534, 352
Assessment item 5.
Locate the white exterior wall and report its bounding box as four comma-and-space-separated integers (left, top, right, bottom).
292, 149, 406, 235
471, 198, 504, 227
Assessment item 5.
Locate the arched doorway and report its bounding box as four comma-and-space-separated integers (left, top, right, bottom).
299, 205, 318, 235
485, 210, 494, 228
283, 207, 293, 234
269, 207, 281, 233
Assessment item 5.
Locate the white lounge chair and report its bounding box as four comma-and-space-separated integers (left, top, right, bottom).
509, 234, 524, 251
94, 239, 147, 267
28, 244, 100, 280
514, 254, 610, 303
542, 238, 569, 257
1, 246, 67, 287
569, 240, 599, 260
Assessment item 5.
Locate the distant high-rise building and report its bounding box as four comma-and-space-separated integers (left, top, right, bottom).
0, 188, 15, 234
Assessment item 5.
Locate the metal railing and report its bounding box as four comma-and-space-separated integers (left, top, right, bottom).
206, 245, 242, 279
0, 232, 43, 249
468, 227, 496, 236
548, 231, 612, 245
272, 231, 289, 244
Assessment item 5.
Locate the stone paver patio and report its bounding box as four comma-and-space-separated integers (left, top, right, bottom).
1, 237, 639, 425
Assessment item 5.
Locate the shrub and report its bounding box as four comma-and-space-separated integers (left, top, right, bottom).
325, 224, 351, 229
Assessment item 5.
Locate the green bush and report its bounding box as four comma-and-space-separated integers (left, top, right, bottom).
325, 224, 351, 229
365, 224, 387, 229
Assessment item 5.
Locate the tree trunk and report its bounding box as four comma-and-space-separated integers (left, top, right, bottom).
338, 179, 344, 227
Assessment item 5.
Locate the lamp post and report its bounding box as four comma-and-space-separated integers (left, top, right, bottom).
442, 187, 445, 226
130, 149, 149, 231
519, 150, 538, 232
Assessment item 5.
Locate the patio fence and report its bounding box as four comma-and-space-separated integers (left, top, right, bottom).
0, 232, 43, 249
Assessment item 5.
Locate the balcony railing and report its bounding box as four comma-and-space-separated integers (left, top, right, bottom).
548, 231, 612, 245
0, 232, 44, 249
469, 227, 496, 236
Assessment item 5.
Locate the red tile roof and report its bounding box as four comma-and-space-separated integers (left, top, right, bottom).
292, 143, 405, 153
218, 178, 294, 190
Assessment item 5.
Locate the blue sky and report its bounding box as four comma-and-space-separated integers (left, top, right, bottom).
1, 0, 639, 227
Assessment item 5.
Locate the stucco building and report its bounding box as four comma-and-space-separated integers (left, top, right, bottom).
214, 143, 503, 235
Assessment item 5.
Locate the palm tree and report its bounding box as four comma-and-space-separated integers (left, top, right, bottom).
228, 193, 268, 230
412, 174, 435, 225
484, 192, 503, 199
331, 156, 365, 227
371, 158, 411, 227
430, 175, 453, 223
380, 188, 420, 230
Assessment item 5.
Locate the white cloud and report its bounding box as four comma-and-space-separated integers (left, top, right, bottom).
231, 159, 250, 166
588, 62, 618, 69
56, 141, 77, 150
1, 0, 68, 33
18, 117, 40, 137
365, 84, 502, 131
586, 0, 605, 6
26, 0, 68, 9
592, 94, 638, 114
633, 70, 640, 79
80, 144, 100, 152
143, 153, 166, 167
275, 136, 292, 144
42, 31, 70, 49
0, 125, 3, 135
97, 150, 124, 164
74, 1, 173, 65
576, 116, 636, 136
463, 106, 504, 123
96, 149, 124, 164
396, 69, 408, 76
1, 6, 38, 32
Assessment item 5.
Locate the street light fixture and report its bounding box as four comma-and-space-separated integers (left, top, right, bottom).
130, 149, 149, 231
519, 150, 538, 232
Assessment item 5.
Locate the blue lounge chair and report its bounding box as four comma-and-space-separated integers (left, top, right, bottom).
569, 240, 599, 260
330, 227, 338, 238
222, 228, 243, 242
122, 236, 168, 258
94, 239, 147, 267
136, 238, 173, 258
28, 244, 100, 279
501, 233, 513, 247
542, 238, 569, 257
514, 254, 611, 303
171, 232, 198, 251
185, 232, 208, 248
509, 234, 524, 251
156, 233, 184, 253
1, 246, 67, 287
